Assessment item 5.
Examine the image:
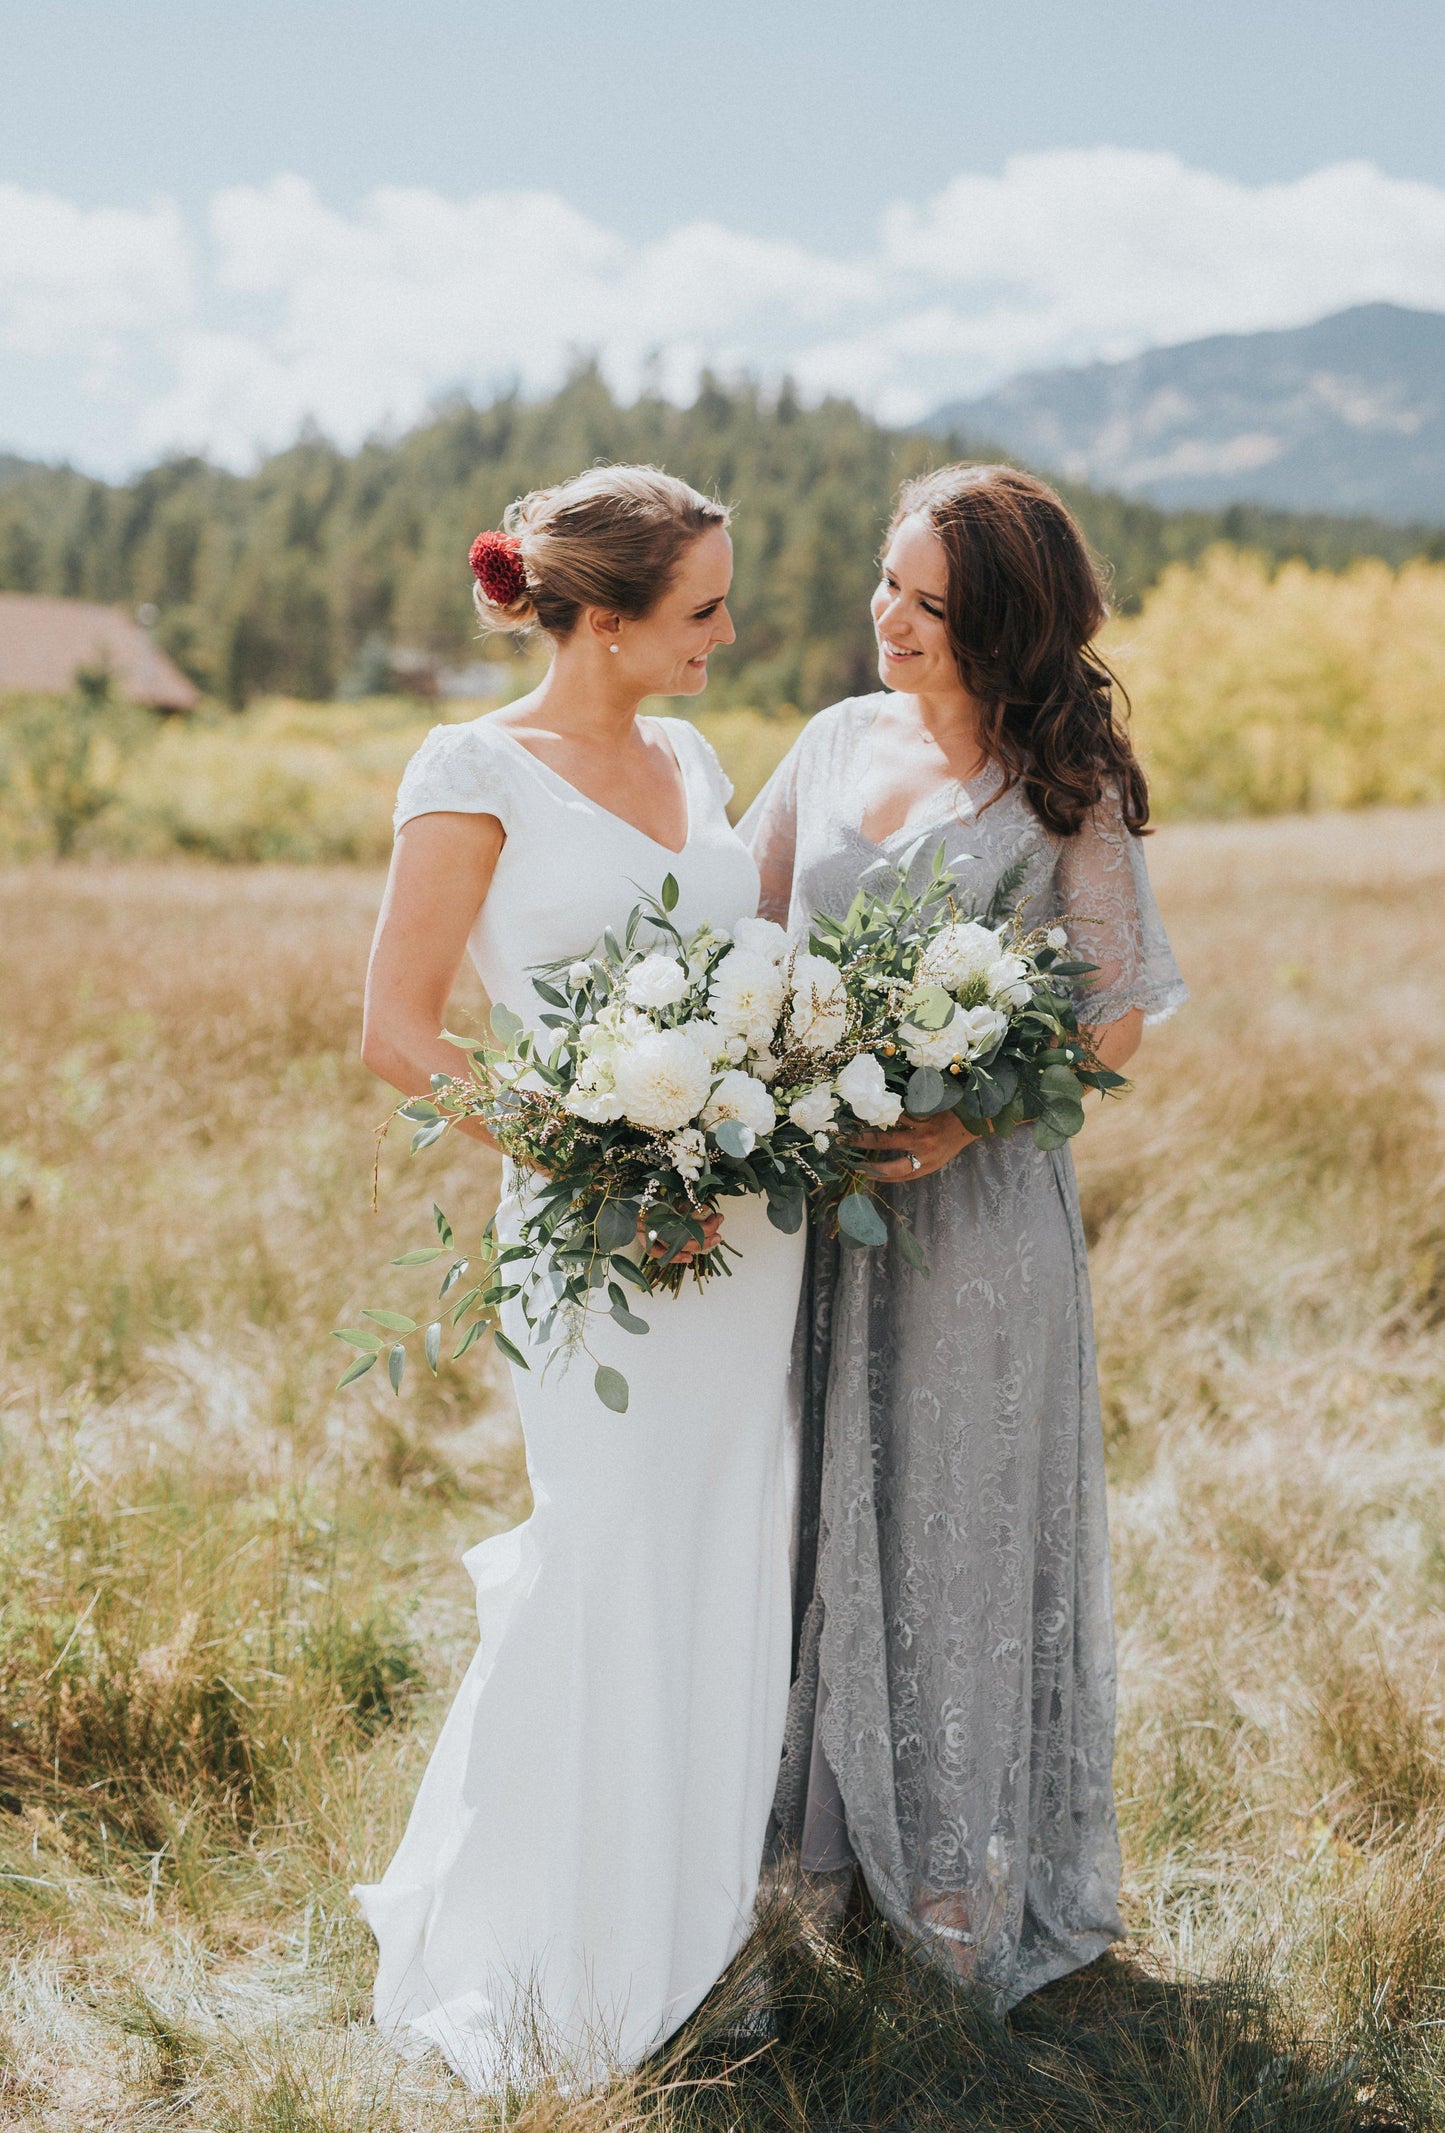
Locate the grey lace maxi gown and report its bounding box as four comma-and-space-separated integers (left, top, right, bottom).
742, 695, 1187, 2010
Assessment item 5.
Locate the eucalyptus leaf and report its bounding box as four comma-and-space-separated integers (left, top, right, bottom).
334, 1327, 384, 1352
609, 1300, 650, 1335
490, 1002, 524, 1044
391, 1247, 446, 1266
609, 1253, 650, 1289
492, 1329, 530, 1370
594, 1365, 630, 1413
837, 1191, 889, 1248
594, 1200, 638, 1252
335, 1350, 378, 1390
397, 1098, 440, 1124
363, 1309, 417, 1334
660, 872, 680, 912
410, 1119, 448, 1153
713, 1119, 751, 1159
904, 985, 955, 1032
905, 1065, 948, 1116
766, 1188, 804, 1235
895, 1223, 931, 1276
424, 1322, 441, 1374
387, 1344, 406, 1394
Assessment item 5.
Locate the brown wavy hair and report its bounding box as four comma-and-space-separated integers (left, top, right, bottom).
889, 463, 1149, 837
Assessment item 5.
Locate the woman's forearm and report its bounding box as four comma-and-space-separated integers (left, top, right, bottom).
361, 1018, 501, 1150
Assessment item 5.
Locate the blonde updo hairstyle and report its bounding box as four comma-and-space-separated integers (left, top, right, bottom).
472, 465, 730, 640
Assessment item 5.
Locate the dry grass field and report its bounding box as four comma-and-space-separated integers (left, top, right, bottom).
1, 806, 1444, 2129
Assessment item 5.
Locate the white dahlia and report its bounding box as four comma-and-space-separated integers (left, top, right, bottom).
610, 1028, 714, 1132
708, 948, 786, 1043
730, 915, 791, 962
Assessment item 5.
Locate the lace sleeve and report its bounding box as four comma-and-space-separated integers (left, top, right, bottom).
393, 723, 513, 835
737, 741, 801, 927
1053, 786, 1187, 1027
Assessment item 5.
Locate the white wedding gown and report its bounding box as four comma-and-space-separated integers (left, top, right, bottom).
355, 714, 804, 2092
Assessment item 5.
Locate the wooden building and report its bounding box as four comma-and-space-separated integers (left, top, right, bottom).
0, 593, 199, 711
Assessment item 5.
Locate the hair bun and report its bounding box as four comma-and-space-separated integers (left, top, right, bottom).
468, 531, 528, 609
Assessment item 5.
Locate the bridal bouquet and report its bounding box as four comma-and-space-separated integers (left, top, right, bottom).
785, 841, 1129, 1252
338, 853, 1126, 1409
337, 875, 860, 1411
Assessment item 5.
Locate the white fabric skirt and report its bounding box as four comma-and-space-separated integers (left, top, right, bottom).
355, 1185, 804, 2092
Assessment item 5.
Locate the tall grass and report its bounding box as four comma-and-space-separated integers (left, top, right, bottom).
1, 809, 1443, 2127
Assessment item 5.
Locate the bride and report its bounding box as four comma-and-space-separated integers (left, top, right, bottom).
354, 466, 804, 2091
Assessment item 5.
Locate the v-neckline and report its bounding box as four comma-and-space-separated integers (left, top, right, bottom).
490, 717, 694, 858
852, 698, 994, 850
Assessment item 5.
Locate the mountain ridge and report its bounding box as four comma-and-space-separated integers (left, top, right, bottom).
929, 304, 1445, 525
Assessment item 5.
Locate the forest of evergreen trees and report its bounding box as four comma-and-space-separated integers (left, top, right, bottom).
2, 364, 1440, 710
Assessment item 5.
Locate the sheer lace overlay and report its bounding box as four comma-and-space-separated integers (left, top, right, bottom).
742, 695, 1186, 2010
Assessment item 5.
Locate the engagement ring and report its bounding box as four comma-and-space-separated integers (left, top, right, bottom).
908, 1153, 921, 1172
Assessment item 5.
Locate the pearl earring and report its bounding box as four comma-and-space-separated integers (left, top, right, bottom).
609, 642, 620, 655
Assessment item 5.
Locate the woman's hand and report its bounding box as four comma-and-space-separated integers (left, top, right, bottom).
852, 1112, 975, 1183
641, 1204, 724, 1265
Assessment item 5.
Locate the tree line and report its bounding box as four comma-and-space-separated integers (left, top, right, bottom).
1, 364, 1440, 711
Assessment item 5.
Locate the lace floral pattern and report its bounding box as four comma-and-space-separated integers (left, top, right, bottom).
743, 696, 1186, 2009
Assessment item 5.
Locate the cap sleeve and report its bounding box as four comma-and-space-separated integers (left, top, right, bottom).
393, 722, 515, 835
1054, 785, 1187, 1027
737, 743, 800, 927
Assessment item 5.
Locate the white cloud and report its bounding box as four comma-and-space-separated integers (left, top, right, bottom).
2, 150, 1444, 472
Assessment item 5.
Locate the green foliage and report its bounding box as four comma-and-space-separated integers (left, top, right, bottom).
0, 671, 156, 856
2, 365, 1439, 710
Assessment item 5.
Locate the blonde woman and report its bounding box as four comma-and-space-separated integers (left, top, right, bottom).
355, 468, 804, 2089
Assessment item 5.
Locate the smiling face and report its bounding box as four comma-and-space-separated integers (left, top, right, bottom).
610, 525, 737, 697
870, 513, 962, 697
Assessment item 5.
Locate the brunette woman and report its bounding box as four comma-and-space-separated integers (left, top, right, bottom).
744, 464, 1186, 2007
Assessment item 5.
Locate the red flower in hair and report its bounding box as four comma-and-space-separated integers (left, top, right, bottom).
469, 530, 527, 607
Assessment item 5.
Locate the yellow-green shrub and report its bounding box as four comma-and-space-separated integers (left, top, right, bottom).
1106, 545, 1445, 817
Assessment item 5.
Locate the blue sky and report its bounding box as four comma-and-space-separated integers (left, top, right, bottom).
4, 0, 1444, 472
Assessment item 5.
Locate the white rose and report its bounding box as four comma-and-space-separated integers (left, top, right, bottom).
624, 952, 689, 1010
666, 1126, 707, 1183
985, 954, 1032, 1010
610, 1028, 714, 1131
567, 960, 593, 989
788, 952, 850, 1052
702, 1068, 778, 1146
918, 921, 1003, 992
788, 1083, 839, 1135
730, 915, 791, 962
1046, 927, 1068, 951
953, 1004, 1008, 1059
708, 948, 787, 1041
835, 1052, 903, 1128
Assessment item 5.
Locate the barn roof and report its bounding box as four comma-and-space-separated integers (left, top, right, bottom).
0, 593, 200, 711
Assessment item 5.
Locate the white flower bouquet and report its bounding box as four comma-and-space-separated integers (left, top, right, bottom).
338, 854, 1126, 1408
786, 841, 1129, 1250
338, 875, 862, 1411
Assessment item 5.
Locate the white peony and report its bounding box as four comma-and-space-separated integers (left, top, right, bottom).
918, 921, 1004, 992
666, 1126, 707, 1183
708, 948, 787, 1044
985, 954, 1032, 1009
788, 1083, 839, 1135
730, 915, 791, 962
1046, 926, 1068, 951
609, 1027, 714, 1132
835, 1052, 903, 1128
624, 952, 689, 1010
702, 1068, 777, 1145
788, 952, 850, 1052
